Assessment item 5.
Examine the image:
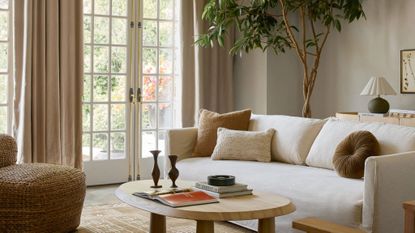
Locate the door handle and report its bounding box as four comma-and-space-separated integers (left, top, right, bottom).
137, 88, 142, 103
129, 88, 135, 103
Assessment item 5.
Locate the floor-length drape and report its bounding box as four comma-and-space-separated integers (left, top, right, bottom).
14, 0, 83, 168
180, 1, 235, 127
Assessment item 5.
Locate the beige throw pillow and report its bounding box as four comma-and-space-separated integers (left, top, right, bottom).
211, 128, 276, 162
193, 109, 252, 156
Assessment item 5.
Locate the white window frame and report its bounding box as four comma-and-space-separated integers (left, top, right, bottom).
139, 0, 179, 158
83, 0, 131, 163
0, 0, 14, 135
82, 0, 181, 183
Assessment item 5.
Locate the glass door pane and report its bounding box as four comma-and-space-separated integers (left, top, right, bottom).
140, 0, 178, 159
0, 0, 12, 135
83, 0, 130, 185
82, 0, 180, 183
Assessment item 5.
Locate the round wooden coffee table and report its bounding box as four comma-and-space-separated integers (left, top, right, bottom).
115, 180, 295, 233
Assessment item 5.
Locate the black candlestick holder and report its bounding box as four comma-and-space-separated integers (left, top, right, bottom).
168, 155, 179, 188
150, 150, 162, 188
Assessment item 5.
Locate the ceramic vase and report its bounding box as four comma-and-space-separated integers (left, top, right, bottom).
168, 155, 179, 188
150, 150, 162, 188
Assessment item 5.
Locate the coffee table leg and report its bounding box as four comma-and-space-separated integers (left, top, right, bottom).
258, 217, 275, 233
196, 220, 214, 233
150, 213, 166, 233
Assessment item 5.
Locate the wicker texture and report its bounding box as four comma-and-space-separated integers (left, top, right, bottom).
0, 134, 17, 168
0, 136, 86, 233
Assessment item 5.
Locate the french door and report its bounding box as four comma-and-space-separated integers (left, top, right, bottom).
0, 0, 13, 135
82, 0, 180, 185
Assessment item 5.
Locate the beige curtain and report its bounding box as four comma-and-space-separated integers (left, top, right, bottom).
180, 1, 235, 127
14, 0, 83, 168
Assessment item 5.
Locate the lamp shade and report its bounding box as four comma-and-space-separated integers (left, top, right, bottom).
360, 77, 396, 96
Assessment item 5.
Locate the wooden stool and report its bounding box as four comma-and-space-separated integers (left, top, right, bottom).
292, 217, 365, 233
403, 201, 415, 233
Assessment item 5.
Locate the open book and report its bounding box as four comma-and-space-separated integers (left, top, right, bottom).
133, 190, 219, 208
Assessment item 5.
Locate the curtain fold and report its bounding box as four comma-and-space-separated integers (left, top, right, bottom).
14, 0, 83, 168
180, 0, 235, 127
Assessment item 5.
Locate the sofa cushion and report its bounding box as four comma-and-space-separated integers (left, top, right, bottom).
306, 118, 415, 169
333, 131, 380, 179
211, 128, 275, 162
177, 157, 364, 233
193, 109, 251, 157
249, 115, 326, 164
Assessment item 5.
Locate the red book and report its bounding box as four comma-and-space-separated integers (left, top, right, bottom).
158, 191, 218, 207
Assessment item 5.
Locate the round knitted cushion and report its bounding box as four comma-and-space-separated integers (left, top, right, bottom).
0, 164, 86, 232
333, 131, 380, 179
0, 134, 17, 168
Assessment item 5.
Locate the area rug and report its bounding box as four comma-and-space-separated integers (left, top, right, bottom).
77, 203, 253, 233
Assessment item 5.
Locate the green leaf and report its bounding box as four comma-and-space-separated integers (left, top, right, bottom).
335, 19, 342, 31
194, 0, 365, 58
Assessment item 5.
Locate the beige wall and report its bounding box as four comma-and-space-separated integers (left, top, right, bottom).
234, 49, 268, 114
266, 50, 302, 116
313, 0, 415, 118
234, 0, 415, 118
233, 49, 302, 115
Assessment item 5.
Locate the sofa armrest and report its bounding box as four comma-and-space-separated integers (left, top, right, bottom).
164, 127, 198, 176
165, 127, 198, 160
362, 151, 415, 233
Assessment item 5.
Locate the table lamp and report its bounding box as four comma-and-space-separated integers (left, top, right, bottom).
360, 76, 396, 113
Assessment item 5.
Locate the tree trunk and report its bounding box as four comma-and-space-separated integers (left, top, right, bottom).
302, 73, 316, 118
302, 95, 311, 118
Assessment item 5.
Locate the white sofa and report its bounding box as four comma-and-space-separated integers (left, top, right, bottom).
165, 115, 415, 233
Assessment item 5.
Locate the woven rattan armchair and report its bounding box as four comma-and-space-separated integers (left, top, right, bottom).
0, 134, 86, 233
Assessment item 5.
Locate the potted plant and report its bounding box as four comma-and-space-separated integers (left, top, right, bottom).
196, 0, 366, 117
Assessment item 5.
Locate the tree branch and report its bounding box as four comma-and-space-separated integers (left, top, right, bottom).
278, 0, 305, 64
319, 26, 331, 52
306, 52, 317, 56
300, 7, 306, 58
309, 17, 320, 53
300, 6, 309, 85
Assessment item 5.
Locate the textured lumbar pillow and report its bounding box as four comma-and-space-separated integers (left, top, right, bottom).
193, 109, 252, 156
211, 127, 276, 162
333, 130, 380, 179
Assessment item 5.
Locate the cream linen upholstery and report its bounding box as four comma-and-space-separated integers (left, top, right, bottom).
249, 115, 325, 164
164, 127, 198, 174
165, 127, 198, 161
166, 116, 415, 232
176, 157, 363, 233
211, 128, 275, 162
306, 118, 415, 169
363, 151, 415, 233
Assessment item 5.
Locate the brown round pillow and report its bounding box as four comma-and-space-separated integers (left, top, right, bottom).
333, 131, 380, 179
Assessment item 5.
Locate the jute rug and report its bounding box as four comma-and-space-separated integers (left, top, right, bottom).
77, 203, 253, 233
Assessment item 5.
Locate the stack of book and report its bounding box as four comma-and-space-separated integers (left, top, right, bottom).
194, 181, 253, 198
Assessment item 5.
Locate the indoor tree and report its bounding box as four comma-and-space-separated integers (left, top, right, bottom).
196, 0, 366, 117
